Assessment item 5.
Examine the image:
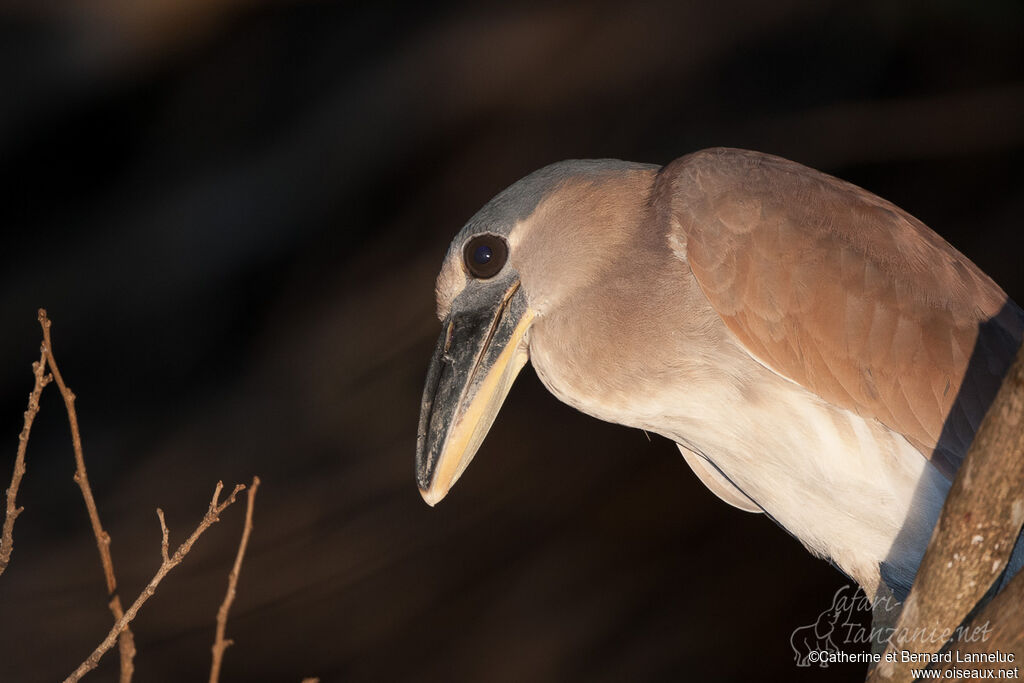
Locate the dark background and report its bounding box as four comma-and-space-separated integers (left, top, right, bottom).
1, 1, 1022, 681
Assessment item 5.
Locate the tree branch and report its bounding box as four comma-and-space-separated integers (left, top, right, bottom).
209, 475, 261, 683
0, 346, 52, 576
38, 309, 138, 681
63, 481, 245, 683
929, 568, 1024, 675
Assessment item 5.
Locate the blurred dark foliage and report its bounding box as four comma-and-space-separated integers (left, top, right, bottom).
0, 1, 1022, 681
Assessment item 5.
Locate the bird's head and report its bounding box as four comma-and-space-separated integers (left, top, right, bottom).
415, 159, 658, 505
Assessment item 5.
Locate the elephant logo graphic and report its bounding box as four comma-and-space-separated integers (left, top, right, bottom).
790, 589, 849, 667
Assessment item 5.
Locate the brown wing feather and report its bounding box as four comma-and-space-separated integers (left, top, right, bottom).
665, 148, 1023, 478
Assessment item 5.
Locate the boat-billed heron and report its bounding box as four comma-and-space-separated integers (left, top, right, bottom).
415, 147, 1024, 602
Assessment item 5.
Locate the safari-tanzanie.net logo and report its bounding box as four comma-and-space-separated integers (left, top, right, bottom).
789, 584, 996, 669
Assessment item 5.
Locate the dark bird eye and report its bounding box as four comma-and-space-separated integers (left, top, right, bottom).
463, 234, 508, 279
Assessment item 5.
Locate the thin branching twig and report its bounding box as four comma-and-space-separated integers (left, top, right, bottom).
209, 475, 261, 683
157, 509, 170, 563
0, 346, 52, 576
6, 311, 270, 680
63, 481, 246, 683
38, 309, 137, 680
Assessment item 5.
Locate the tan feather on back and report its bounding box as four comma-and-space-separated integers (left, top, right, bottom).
664, 148, 1023, 478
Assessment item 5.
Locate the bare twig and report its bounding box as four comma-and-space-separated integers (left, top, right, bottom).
157, 508, 170, 563
209, 476, 261, 683
38, 309, 137, 681
38, 309, 118, 592
109, 595, 135, 683
0, 346, 52, 576
64, 481, 246, 683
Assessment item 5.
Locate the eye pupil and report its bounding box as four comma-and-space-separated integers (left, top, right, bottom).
463, 234, 507, 279
473, 245, 493, 264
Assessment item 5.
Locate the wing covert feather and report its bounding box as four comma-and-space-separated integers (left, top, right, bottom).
665, 148, 1023, 477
